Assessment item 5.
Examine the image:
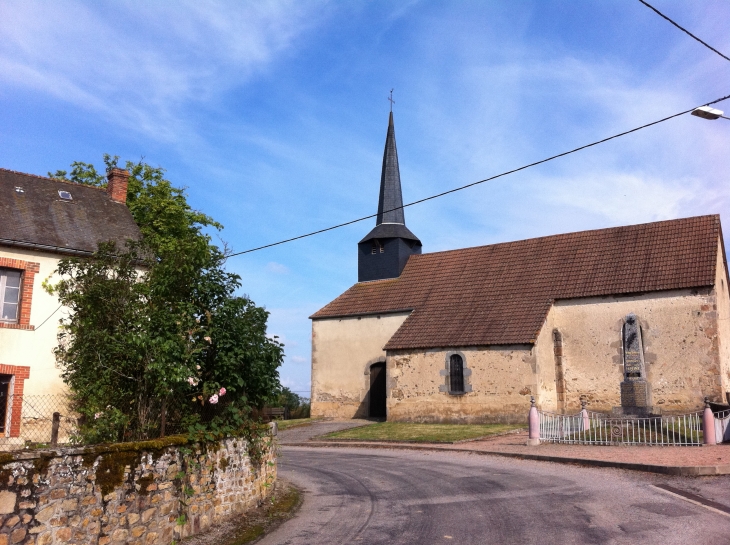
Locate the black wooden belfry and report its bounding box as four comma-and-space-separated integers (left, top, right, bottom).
358, 110, 422, 282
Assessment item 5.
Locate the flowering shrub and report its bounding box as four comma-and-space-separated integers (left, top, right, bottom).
50, 158, 284, 444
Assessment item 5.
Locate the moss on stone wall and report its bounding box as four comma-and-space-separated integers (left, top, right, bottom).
95, 450, 139, 497
0, 435, 277, 545
136, 473, 155, 496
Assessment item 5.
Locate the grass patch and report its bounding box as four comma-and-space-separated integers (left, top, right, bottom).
276, 418, 322, 431
321, 422, 525, 443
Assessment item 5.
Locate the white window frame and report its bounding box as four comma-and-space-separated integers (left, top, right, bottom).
0, 268, 22, 324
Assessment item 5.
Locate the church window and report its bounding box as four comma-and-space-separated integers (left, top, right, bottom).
449, 354, 464, 393
371, 241, 384, 254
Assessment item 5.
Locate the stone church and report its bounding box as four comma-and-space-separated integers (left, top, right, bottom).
310, 112, 730, 423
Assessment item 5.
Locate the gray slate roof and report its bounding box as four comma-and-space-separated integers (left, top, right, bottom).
0, 168, 141, 255
359, 223, 421, 243
376, 112, 406, 226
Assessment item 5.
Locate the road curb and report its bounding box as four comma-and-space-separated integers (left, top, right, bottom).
280, 441, 730, 476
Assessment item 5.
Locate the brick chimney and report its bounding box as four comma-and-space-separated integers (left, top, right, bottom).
107, 168, 129, 204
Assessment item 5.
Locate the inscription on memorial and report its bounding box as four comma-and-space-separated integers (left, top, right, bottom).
622, 314, 645, 380
614, 313, 653, 416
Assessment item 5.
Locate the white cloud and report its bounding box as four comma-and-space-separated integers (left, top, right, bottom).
265, 261, 290, 274
0, 1, 326, 142
289, 356, 307, 364
541, 173, 697, 225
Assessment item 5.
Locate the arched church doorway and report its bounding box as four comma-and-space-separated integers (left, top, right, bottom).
369, 362, 386, 418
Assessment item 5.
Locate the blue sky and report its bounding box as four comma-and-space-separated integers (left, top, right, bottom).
1, 1, 729, 397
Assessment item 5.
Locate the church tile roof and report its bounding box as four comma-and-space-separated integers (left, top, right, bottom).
311, 215, 723, 349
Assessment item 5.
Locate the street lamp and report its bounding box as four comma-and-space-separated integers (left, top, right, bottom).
691, 105, 730, 120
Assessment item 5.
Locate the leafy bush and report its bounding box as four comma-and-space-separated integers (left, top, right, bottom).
49, 157, 284, 443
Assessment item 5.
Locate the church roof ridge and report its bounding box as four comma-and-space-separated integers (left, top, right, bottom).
409, 214, 721, 260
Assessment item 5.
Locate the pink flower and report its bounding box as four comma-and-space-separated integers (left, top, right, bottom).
204, 336, 212, 343
219, 387, 226, 396
209, 394, 219, 404
94, 412, 102, 420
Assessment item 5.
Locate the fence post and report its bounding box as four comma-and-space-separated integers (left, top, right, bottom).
527, 396, 540, 446
580, 399, 590, 432
50, 412, 61, 446
703, 397, 716, 446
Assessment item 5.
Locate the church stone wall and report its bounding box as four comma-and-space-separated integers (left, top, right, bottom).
311, 312, 410, 419
386, 346, 535, 424
383, 286, 727, 423
539, 287, 724, 414
714, 238, 730, 398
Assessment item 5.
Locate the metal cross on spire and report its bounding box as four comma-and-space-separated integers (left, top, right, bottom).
388, 89, 395, 112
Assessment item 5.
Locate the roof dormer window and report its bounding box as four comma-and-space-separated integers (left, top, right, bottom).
58, 190, 72, 200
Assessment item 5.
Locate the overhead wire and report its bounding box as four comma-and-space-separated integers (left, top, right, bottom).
34, 304, 62, 330
227, 93, 730, 257
638, 0, 730, 63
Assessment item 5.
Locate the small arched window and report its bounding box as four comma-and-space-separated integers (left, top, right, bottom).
449, 354, 464, 393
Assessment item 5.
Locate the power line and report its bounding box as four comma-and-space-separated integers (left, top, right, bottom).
638, 0, 730, 63
228, 93, 730, 257
34, 305, 62, 330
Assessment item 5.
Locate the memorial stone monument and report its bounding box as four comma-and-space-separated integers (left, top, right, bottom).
613, 313, 655, 417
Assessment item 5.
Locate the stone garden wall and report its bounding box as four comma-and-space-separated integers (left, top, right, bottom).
0, 434, 276, 544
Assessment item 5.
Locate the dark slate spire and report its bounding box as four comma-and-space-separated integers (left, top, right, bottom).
377, 112, 405, 225
357, 110, 422, 283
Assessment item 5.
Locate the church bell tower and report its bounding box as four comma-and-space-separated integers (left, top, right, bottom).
358, 111, 422, 282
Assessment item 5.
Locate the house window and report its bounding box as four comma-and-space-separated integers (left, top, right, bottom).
0, 269, 21, 323
449, 354, 465, 393
0, 365, 30, 437
371, 243, 377, 255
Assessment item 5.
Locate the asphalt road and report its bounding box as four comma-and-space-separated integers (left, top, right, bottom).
260, 446, 730, 545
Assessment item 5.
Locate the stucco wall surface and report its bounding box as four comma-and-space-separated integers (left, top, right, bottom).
386, 346, 535, 424
713, 239, 730, 397
0, 247, 66, 397
384, 288, 725, 422
537, 288, 723, 414
311, 312, 410, 418
0, 435, 276, 545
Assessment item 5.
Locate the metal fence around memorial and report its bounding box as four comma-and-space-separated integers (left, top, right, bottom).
713, 408, 730, 444
538, 409, 704, 446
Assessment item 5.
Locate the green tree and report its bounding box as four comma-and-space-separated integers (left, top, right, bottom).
49, 157, 283, 443
275, 387, 311, 419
